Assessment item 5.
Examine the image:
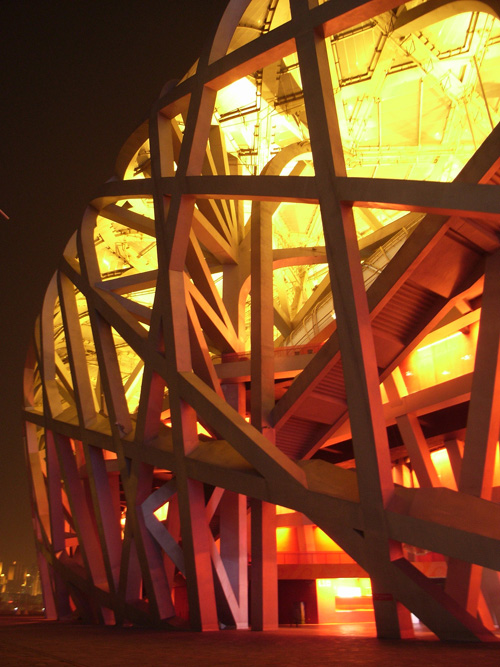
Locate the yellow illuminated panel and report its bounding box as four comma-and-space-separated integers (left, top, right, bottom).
430, 448, 457, 490
400, 320, 479, 395
276, 505, 294, 514
276, 527, 298, 552
153, 503, 169, 522
314, 527, 343, 552
196, 423, 212, 438
316, 578, 373, 624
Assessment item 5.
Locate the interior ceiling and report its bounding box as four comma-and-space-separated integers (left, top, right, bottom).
223, 0, 499, 182
49, 0, 499, 433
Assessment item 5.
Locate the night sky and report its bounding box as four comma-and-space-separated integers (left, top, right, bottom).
0, 0, 229, 565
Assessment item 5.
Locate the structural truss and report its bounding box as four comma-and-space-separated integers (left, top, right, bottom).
23, 0, 500, 640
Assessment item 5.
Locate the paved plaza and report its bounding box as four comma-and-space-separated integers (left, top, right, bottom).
1, 618, 500, 666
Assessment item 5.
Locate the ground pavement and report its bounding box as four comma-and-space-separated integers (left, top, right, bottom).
1, 617, 500, 666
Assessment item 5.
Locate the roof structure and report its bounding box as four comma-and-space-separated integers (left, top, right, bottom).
23, 0, 500, 640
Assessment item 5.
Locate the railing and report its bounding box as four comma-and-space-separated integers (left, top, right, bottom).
215, 343, 324, 364
283, 219, 421, 347
276, 551, 356, 565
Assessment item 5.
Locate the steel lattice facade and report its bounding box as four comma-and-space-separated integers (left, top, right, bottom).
24, 0, 500, 640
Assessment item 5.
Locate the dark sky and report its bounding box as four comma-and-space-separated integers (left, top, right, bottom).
0, 0, 229, 565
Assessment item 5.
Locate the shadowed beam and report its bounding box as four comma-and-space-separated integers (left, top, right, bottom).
177, 371, 308, 490
446, 249, 500, 614
102, 204, 156, 236
337, 178, 500, 221
185, 175, 318, 202
387, 486, 500, 571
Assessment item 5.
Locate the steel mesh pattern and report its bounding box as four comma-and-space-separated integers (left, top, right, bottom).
23, 0, 500, 640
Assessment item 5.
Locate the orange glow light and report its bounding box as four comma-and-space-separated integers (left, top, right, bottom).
417, 332, 463, 352
430, 448, 456, 490
399, 319, 479, 395
276, 505, 294, 514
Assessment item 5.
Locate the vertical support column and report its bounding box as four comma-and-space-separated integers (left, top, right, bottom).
122, 534, 142, 607
446, 250, 500, 615
250, 499, 278, 630
150, 55, 221, 630
131, 460, 175, 621
84, 445, 122, 594
46, 431, 72, 618
251, 199, 276, 435
178, 474, 219, 630
169, 389, 219, 631
166, 268, 219, 630
36, 550, 58, 620
167, 268, 219, 630
290, 0, 412, 639
220, 491, 248, 629
459, 249, 500, 498
250, 193, 278, 630
134, 297, 166, 445
164, 494, 181, 592
53, 434, 108, 595
221, 383, 249, 628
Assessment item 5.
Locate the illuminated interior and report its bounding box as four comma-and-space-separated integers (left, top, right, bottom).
46, 0, 500, 413
23, 0, 500, 638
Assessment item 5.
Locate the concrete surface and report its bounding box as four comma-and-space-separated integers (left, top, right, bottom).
1, 617, 500, 666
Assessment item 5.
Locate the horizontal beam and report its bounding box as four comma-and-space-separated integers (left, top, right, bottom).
184, 175, 318, 203
337, 178, 500, 221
